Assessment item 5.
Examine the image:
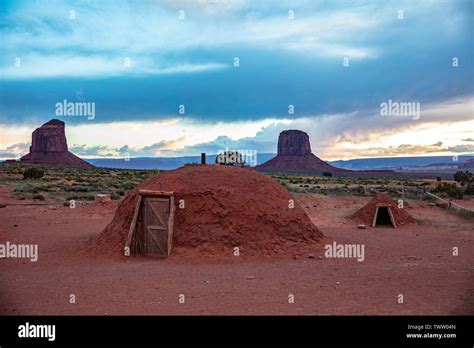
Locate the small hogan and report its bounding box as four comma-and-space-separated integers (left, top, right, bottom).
351, 193, 414, 228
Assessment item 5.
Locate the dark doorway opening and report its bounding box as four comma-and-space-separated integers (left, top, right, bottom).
373, 205, 397, 228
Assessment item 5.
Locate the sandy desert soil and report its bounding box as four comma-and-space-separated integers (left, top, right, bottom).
0, 185, 473, 315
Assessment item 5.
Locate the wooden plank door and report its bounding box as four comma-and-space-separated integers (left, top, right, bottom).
142, 197, 171, 257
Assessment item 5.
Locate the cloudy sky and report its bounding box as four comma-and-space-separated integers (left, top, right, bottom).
0, 0, 473, 160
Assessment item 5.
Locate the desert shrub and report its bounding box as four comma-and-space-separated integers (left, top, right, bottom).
322, 172, 332, 177
453, 171, 474, 195
23, 167, 44, 179
287, 185, 305, 193
433, 183, 463, 199
14, 184, 40, 194
37, 184, 54, 192
123, 182, 138, 190
289, 178, 303, 184
111, 181, 136, 190
81, 194, 95, 201
278, 180, 290, 190
110, 193, 121, 200
65, 185, 90, 192
32, 194, 45, 200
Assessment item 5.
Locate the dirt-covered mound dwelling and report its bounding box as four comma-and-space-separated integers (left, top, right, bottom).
91, 165, 323, 258
351, 193, 415, 228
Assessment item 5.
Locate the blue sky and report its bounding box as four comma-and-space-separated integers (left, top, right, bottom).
0, 0, 473, 160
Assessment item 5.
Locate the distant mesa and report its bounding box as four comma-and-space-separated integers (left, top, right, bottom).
20, 119, 93, 168
257, 130, 349, 174
278, 129, 312, 156
459, 159, 474, 169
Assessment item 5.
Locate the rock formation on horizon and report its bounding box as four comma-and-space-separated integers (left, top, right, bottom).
20, 119, 94, 168
257, 130, 348, 174
278, 129, 312, 156
460, 159, 474, 169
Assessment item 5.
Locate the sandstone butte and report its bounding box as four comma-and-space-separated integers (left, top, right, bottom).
257, 130, 349, 174
20, 119, 93, 168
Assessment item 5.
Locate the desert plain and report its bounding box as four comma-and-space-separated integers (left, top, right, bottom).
0, 165, 472, 315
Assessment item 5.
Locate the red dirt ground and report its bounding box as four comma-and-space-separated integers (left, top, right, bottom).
0, 186, 473, 315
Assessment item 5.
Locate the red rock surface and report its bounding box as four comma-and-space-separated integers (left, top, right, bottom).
257, 130, 348, 174
91, 164, 323, 257
30, 119, 68, 152
20, 119, 93, 168
278, 129, 312, 156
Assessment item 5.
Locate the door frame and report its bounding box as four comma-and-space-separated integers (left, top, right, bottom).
124, 190, 175, 257
372, 203, 397, 228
